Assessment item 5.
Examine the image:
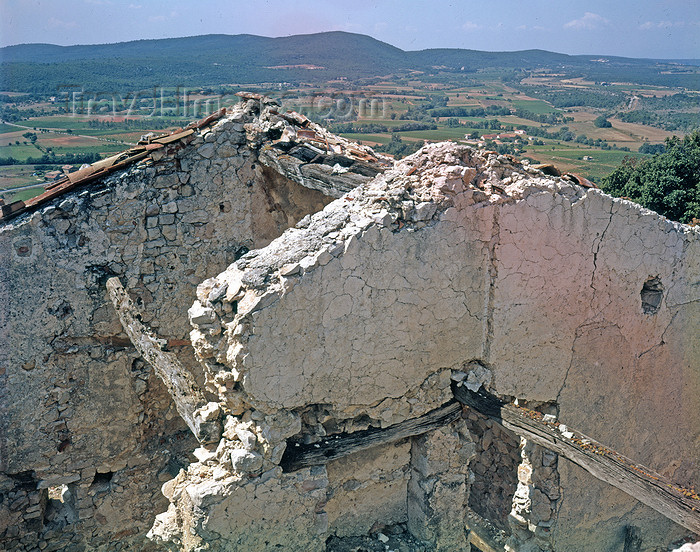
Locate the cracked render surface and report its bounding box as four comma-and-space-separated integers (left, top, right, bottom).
152, 142, 699, 551
0, 96, 386, 551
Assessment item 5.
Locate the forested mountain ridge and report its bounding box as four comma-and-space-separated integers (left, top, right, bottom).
2, 31, 699, 93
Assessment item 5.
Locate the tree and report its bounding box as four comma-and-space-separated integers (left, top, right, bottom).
601, 131, 700, 224
639, 143, 665, 155
594, 115, 612, 128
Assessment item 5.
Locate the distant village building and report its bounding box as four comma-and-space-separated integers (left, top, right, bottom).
43, 170, 62, 181
481, 132, 525, 141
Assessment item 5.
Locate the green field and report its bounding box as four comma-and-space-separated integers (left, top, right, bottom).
511, 99, 558, 114
8, 186, 45, 202
0, 142, 111, 162
0, 165, 43, 188
17, 116, 93, 129
527, 145, 643, 180
400, 128, 472, 141
0, 144, 42, 160
0, 163, 46, 203
19, 115, 188, 133
340, 133, 390, 144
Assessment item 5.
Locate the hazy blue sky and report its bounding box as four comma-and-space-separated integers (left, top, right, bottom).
1, 0, 699, 59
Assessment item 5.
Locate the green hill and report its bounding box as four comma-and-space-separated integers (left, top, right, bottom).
1, 31, 699, 93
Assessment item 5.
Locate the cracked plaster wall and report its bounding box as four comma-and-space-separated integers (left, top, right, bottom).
159, 142, 699, 551
0, 100, 339, 551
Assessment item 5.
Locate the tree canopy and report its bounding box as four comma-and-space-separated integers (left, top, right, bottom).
601, 131, 700, 224
593, 115, 612, 128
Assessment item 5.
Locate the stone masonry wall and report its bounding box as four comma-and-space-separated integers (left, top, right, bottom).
0, 99, 346, 551
463, 409, 520, 533
2, 111, 698, 552
153, 142, 699, 551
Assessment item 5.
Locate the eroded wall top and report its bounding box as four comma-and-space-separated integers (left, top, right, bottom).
167, 140, 699, 549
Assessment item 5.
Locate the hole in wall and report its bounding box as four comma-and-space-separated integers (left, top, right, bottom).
89, 471, 113, 493
44, 483, 78, 528
233, 245, 249, 260
641, 277, 663, 314
48, 299, 73, 320
8, 470, 38, 491
48, 484, 67, 502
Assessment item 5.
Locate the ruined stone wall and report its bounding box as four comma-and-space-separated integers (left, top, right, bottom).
463, 410, 520, 533
153, 142, 699, 551
0, 100, 342, 551
2, 108, 698, 551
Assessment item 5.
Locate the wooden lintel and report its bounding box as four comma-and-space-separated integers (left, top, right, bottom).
453, 383, 700, 534
106, 277, 220, 444
280, 401, 463, 472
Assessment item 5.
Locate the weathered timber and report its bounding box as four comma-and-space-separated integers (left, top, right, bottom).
469, 531, 500, 552
452, 383, 700, 534
257, 143, 383, 198
106, 277, 221, 444
280, 401, 463, 472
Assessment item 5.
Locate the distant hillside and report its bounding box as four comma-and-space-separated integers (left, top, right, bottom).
1, 31, 699, 93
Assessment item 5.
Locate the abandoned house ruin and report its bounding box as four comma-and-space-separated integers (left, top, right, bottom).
1, 95, 698, 551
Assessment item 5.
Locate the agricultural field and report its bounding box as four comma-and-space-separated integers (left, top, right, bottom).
510, 99, 558, 114
525, 145, 645, 180
2, 67, 697, 202
0, 92, 199, 200
0, 164, 45, 201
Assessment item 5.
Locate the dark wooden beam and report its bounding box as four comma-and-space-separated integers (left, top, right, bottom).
452, 383, 700, 534
280, 401, 463, 472
106, 277, 221, 444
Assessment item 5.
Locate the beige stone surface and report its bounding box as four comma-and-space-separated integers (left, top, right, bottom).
166, 141, 698, 551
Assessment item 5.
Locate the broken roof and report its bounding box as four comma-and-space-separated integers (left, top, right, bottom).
0, 92, 593, 225
0, 92, 391, 224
